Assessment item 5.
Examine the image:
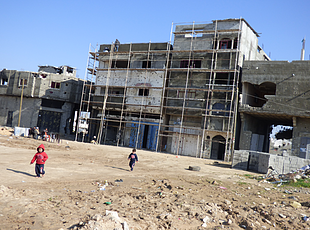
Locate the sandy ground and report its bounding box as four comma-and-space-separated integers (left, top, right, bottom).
1, 127, 310, 230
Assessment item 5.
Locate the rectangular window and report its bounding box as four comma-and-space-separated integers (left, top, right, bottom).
142, 60, 151, 68
0, 78, 8, 85
180, 60, 201, 68
111, 60, 129, 68
220, 40, 232, 49
19, 79, 28, 86
214, 73, 234, 85
138, 88, 149, 96
178, 90, 196, 98
51, 81, 61, 89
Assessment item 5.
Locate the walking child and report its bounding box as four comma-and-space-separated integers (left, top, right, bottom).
30, 144, 48, 178
128, 148, 138, 171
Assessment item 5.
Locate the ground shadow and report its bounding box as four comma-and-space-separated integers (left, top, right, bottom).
208, 162, 232, 169
7, 168, 36, 177
104, 165, 130, 172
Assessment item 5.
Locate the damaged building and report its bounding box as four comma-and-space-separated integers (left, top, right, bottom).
232, 61, 310, 173
0, 66, 83, 134
77, 18, 269, 161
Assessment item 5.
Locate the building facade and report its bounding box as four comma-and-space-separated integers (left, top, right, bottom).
77, 18, 269, 161
0, 66, 83, 135
239, 61, 310, 158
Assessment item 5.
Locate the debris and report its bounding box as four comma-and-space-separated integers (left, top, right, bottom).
291, 201, 301, 209
219, 186, 227, 190
278, 213, 286, 218
188, 166, 201, 171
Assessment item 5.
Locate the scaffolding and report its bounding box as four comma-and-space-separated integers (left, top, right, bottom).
76, 19, 244, 161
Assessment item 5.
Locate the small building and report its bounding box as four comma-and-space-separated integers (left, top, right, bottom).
0, 65, 84, 135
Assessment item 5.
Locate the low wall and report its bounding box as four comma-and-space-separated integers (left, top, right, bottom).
232, 150, 310, 174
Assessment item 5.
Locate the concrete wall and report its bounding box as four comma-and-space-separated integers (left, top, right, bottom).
0, 96, 41, 127
96, 70, 164, 114
233, 150, 310, 174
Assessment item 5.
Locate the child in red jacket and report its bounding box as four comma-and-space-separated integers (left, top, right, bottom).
30, 144, 48, 178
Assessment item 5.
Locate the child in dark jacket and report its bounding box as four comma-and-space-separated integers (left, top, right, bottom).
30, 144, 48, 178
128, 148, 138, 171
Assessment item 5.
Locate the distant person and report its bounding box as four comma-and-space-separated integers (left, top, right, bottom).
91, 136, 97, 144
30, 144, 48, 178
33, 127, 40, 140
114, 39, 120, 52
42, 128, 49, 141
128, 148, 138, 171
29, 127, 34, 138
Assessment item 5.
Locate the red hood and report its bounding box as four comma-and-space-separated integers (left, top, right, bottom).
37, 144, 45, 151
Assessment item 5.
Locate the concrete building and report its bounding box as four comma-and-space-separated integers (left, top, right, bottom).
239, 60, 310, 159
0, 66, 84, 134
77, 18, 269, 161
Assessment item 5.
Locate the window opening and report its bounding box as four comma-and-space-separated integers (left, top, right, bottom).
19, 79, 27, 86
111, 60, 129, 68
138, 88, 149, 96
142, 60, 151, 68
51, 81, 61, 89
178, 90, 196, 99
0, 78, 8, 85
67, 67, 74, 73
180, 60, 201, 68
214, 73, 234, 85
219, 39, 232, 49
212, 103, 226, 116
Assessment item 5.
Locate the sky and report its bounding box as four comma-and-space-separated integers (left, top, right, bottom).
1, 0, 310, 79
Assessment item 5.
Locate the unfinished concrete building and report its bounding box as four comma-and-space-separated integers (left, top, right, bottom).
0, 66, 83, 134
239, 60, 310, 157
232, 60, 310, 173
77, 18, 269, 160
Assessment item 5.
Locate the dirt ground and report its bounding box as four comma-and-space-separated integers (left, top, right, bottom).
1, 127, 310, 230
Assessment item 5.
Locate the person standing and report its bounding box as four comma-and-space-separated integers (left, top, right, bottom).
128, 148, 138, 171
30, 144, 48, 178
114, 39, 120, 52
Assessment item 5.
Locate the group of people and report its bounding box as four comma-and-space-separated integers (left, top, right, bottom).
30, 145, 139, 178
29, 127, 60, 143
29, 127, 40, 139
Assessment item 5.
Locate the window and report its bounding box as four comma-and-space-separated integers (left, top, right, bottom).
111, 60, 129, 68
138, 88, 149, 96
0, 78, 8, 85
214, 73, 234, 85
40, 74, 47, 78
142, 60, 151, 68
219, 38, 238, 49
112, 91, 120, 95
51, 81, 61, 89
19, 79, 27, 86
220, 39, 232, 49
178, 90, 196, 99
212, 103, 225, 116
180, 60, 201, 68
67, 67, 74, 73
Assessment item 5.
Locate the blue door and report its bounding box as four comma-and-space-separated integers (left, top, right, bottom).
128, 121, 159, 150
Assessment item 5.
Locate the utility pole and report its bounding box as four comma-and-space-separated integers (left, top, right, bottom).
301, 37, 306, 60
18, 79, 24, 127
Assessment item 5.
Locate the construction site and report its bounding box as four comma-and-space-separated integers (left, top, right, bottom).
76, 18, 269, 161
